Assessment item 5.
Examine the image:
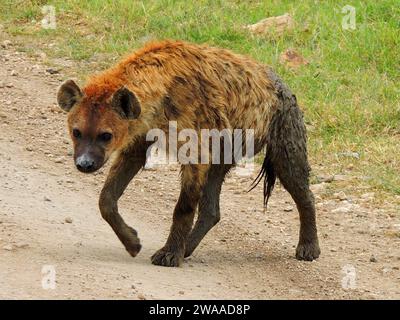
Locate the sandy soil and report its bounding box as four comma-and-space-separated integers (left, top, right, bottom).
0, 44, 399, 300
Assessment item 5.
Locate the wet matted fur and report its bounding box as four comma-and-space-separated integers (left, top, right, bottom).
57, 40, 320, 267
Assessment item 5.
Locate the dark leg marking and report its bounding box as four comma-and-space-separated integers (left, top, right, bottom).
99, 150, 146, 257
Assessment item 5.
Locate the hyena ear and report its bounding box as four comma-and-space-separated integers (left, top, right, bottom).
57, 80, 82, 112
111, 87, 141, 120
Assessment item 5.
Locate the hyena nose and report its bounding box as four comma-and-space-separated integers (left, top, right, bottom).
75, 155, 95, 172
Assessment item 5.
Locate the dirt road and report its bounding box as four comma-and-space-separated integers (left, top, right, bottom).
0, 44, 399, 299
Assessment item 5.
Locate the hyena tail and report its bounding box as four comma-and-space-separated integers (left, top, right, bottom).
248, 145, 276, 208
249, 70, 310, 209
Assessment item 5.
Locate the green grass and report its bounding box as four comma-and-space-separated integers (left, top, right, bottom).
0, 0, 399, 196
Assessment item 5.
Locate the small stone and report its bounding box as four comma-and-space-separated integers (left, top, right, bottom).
3, 245, 13, 251
15, 242, 29, 249
333, 174, 348, 181
332, 205, 351, 214
316, 202, 324, 209
334, 191, 347, 201
283, 206, 294, 212
310, 183, 326, 194
280, 49, 309, 69
361, 192, 375, 200
337, 152, 360, 159
26, 146, 33, 152
46, 68, 60, 75
382, 267, 391, 274
44, 196, 51, 202
10, 70, 18, 76
54, 157, 64, 164
1, 40, 12, 48
179, 290, 185, 295
137, 294, 146, 300
318, 175, 334, 183
65, 217, 73, 223
370, 255, 377, 263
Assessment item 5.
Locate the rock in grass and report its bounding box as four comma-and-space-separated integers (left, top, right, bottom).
245, 13, 294, 36
279, 49, 309, 69
337, 152, 360, 159
333, 174, 348, 181
334, 191, 348, 201
317, 175, 335, 183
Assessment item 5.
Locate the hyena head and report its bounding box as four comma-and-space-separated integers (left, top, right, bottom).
57, 80, 141, 173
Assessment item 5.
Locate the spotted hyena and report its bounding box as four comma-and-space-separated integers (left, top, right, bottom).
57, 40, 320, 267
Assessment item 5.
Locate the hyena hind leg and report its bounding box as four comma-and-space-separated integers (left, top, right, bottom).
266, 70, 320, 261
269, 111, 320, 261
273, 132, 320, 261
277, 162, 320, 261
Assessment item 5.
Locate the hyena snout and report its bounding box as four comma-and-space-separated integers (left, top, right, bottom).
75, 153, 101, 173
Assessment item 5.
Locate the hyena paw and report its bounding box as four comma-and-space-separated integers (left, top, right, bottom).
295, 241, 320, 261
123, 227, 142, 257
151, 247, 184, 267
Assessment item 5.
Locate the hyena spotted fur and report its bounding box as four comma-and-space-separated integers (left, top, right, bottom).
57, 40, 320, 267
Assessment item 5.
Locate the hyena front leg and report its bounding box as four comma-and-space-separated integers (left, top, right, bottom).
151, 164, 208, 267
99, 150, 146, 257
185, 164, 231, 258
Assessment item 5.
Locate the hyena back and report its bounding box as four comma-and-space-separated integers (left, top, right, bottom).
57, 40, 320, 267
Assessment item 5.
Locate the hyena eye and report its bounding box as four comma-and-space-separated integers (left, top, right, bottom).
72, 129, 82, 139
98, 132, 113, 142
